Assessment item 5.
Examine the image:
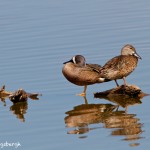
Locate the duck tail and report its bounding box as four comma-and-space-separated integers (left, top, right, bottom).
98, 77, 110, 82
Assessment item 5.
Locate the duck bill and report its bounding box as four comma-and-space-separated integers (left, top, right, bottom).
63, 59, 72, 64
134, 52, 142, 60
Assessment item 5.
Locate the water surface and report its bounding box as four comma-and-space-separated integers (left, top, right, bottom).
0, 0, 150, 149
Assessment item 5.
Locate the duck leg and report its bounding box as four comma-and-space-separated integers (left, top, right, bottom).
115, 80, 119, 87
123, 77, 127, 86
83, 96, 88, 104
77, 85, 87, 96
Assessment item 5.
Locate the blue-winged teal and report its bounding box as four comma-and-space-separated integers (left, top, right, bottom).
62, 55, 109, 96
100, 44, 142, 86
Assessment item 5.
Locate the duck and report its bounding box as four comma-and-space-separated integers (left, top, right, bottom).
100, 44, 142, 86
62, 55, 109, 96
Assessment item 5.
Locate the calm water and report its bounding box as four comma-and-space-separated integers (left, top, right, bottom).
0, 0, 150, 149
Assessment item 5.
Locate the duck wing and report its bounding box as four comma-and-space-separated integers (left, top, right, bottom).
100, 56, 124, 79
86, 63, 102, 73
100, 55, 138, 80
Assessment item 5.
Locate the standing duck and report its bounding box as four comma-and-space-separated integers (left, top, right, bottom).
62, 55, 109, 96
100, 44, 142, 86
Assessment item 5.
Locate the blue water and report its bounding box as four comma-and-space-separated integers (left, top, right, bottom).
0, 0, 150, 149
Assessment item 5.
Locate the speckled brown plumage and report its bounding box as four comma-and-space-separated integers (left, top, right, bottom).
101, 55, 138, 80
100, 44, 141, 86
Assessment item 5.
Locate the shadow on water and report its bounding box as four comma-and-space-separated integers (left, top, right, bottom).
94, 84, 149, 112
10, 101, 28, 122
65, 85, 149, 146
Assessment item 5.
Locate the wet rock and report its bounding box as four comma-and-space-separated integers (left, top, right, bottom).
9, 89, 28, 103
94, 84, 148, 98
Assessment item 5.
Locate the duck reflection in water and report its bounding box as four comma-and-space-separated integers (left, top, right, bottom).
65, 95, 144, 146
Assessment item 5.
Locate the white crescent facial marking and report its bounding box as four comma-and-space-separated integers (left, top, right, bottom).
72, 56, 76, 64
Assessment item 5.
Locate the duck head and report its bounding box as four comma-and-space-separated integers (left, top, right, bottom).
121, 44, 142, 59
63, 55, 86, 67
